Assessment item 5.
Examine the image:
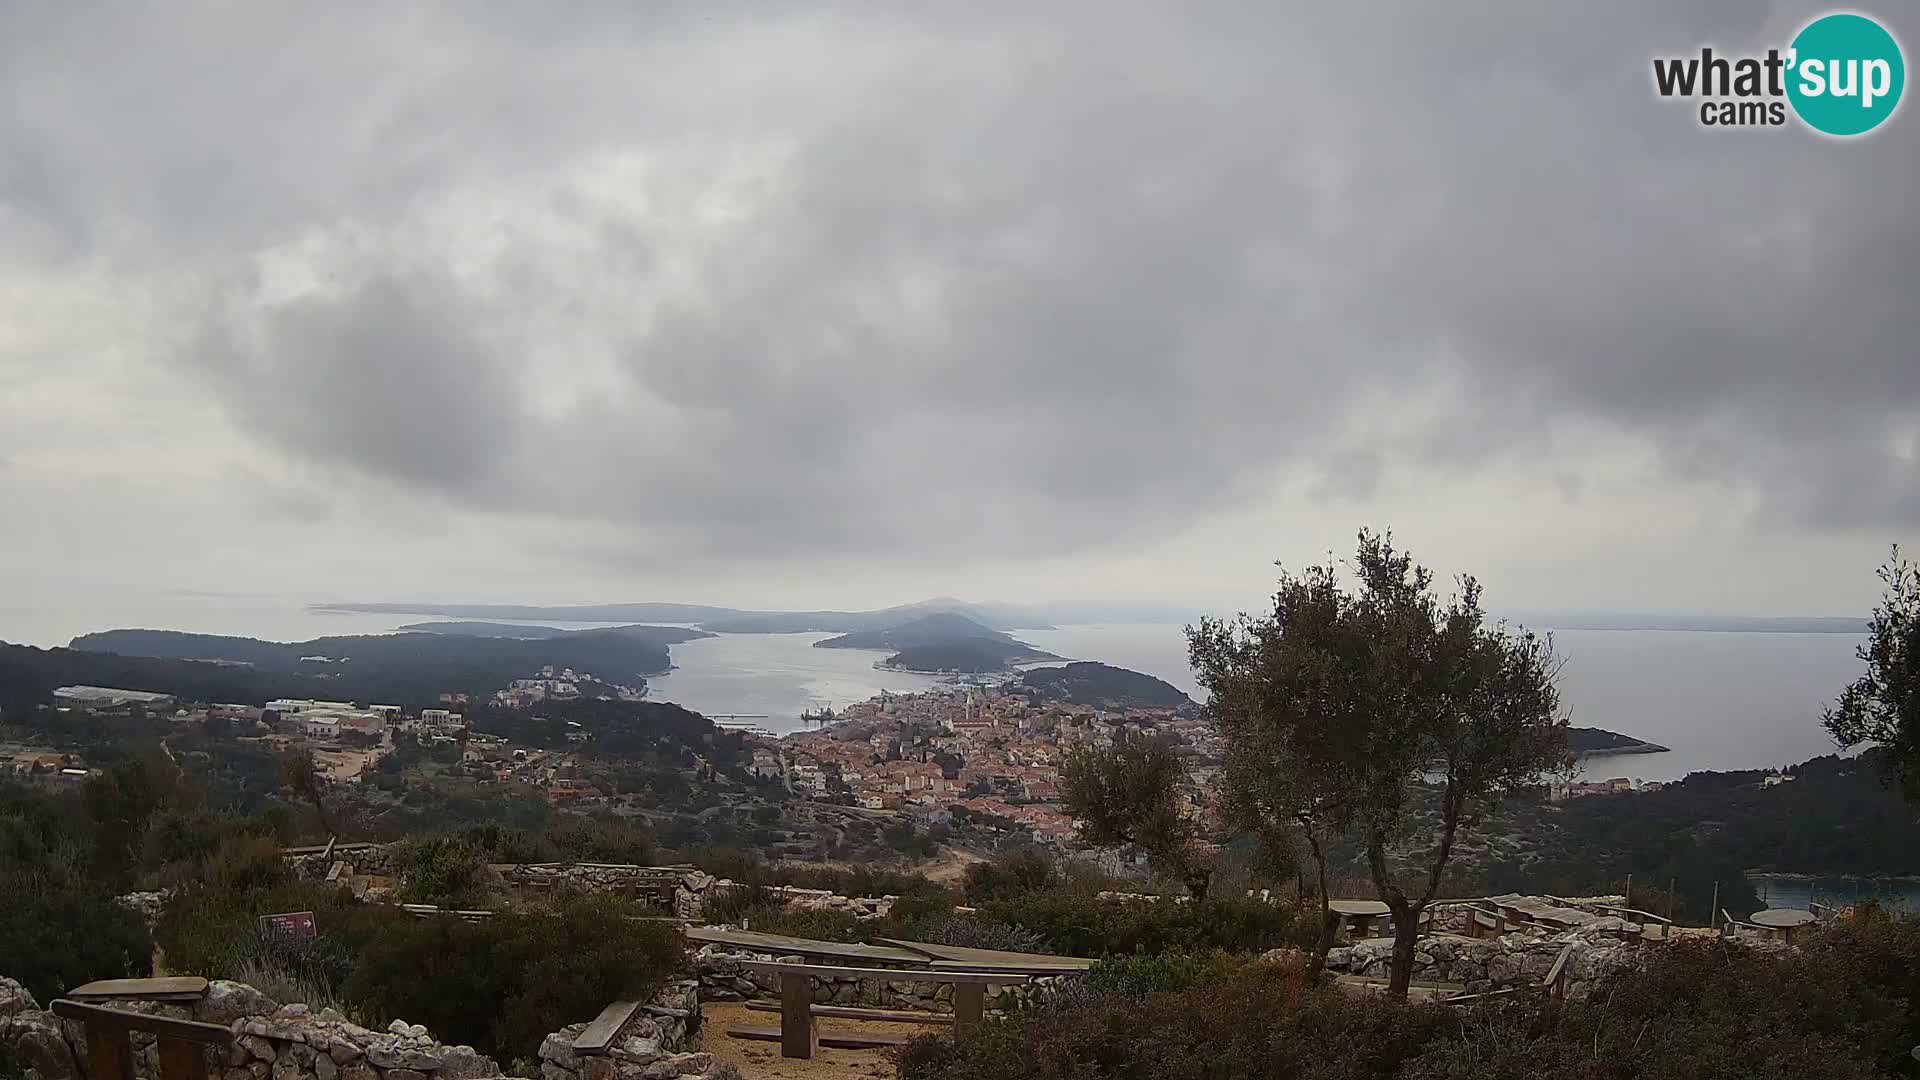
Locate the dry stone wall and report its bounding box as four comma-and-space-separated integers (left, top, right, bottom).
690, 945, 1074, 1014
0, 977, 722, 1080
1326, 930, 1638, 999
283, 844, 908, 923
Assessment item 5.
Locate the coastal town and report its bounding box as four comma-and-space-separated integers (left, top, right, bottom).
5, 658, 1738, 868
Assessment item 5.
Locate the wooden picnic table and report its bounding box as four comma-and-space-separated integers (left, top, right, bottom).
1329, 899, 1391, 940
731, 961, 1028, 1060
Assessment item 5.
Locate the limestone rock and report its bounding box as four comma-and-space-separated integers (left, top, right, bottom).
315, 1054, 337, 1080
326, 1038, 364, 1066
10, 1014, 79, 1080
540, 1031, 584, 1072
435, 1045, 499, 1079
268, 1054, 306, 1080
385, 1069, 428, 1080
608, 1035, 660, 1065
0, 976, 39, 1018
340, 1065, 377, 1080
241, 1035, 279, 1063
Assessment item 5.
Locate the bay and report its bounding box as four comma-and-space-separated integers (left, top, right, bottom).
0, 594, 1873, 785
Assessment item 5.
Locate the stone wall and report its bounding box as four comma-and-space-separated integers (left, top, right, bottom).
1, 977, 498, 1080
690, 945, 1075, 1014
1326, 930, 1638, 1000
0, 977, 722, 1080
283, 843, 908, 924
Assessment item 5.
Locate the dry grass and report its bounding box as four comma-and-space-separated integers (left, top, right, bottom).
699, 1001, 943, 1080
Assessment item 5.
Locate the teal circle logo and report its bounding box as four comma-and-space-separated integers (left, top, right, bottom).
1787, 13, 1905, 136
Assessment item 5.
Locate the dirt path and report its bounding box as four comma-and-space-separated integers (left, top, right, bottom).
699, 1001, 937, 1080
917, 847, 987, 885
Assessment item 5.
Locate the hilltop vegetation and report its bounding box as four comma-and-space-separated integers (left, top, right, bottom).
0, 626, 690, 710
1020, 661, 1193, 710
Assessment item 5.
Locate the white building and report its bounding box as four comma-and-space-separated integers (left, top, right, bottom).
265, 698, 356, 716
53, 686, 175, 709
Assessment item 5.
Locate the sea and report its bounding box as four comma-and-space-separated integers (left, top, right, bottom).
8, 592, 1918, 905
2, 593, 1872, 781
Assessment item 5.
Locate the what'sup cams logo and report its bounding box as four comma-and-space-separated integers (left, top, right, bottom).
1653, 11, 1905, 135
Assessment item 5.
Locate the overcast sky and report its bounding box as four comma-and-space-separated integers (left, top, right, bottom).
2, 1, 1914, 637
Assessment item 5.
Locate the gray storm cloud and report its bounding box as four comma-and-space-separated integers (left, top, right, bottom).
0, 0, 1914, 597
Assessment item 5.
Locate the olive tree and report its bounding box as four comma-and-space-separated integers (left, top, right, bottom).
1188, 559, 1365, 977
1201, 530, 1568, 999
1061, 732, 1214, 899
1825, 545, 1920, 803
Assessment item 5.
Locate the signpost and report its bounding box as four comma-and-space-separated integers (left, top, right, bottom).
259, 911, 316, 941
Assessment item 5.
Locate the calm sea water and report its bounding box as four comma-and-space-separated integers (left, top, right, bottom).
0, 597, 1870, 783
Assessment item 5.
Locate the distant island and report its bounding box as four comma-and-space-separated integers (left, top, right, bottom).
1567, 726, 1670, 756
1503, 612, 1866, 634
1018, 661, 1193, 711
816, 612, 1061, 674
15, 625, 696, 707
315, 596, 1055, 633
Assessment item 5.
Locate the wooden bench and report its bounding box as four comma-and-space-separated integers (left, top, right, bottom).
728, 961, 1029, 1059
571, 1000, 645, 1056
744, 1001, 954, 1025
51, 1000, 233, 1080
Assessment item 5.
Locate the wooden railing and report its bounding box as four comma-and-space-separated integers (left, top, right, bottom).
50, 1000, 233, 1080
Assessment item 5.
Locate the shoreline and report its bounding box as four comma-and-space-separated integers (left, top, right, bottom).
1746, 871, 1920, 883
1574, 744, 1671, 758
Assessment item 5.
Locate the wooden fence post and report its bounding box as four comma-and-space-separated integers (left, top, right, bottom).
779, 971, 816, 1060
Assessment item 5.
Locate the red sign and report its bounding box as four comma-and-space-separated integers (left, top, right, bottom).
259, 911, 316, 940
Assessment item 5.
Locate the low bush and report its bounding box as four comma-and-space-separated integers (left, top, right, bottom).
389, 834, 494, 907
342, 894, 681, 1062
1082, 950, 1246, 997
961, 849, 1060, 904
155, 878, 405, 1005
901, 919, 1920, 1080
973, 890, 1312, 957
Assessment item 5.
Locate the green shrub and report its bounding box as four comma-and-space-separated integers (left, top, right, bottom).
0, 789, 155, 1001
154, 879, 405, 1000
973, 891, 1311, 957
932, 916, 1049, 955
962, 850, 1060, 904
389, 834, 493, 907
0, 876, 153, 1003
735, 904, 869, 943
1083, 950, 1245, 997
342, 895, 681, 1062
900, 961, 1445, 1080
